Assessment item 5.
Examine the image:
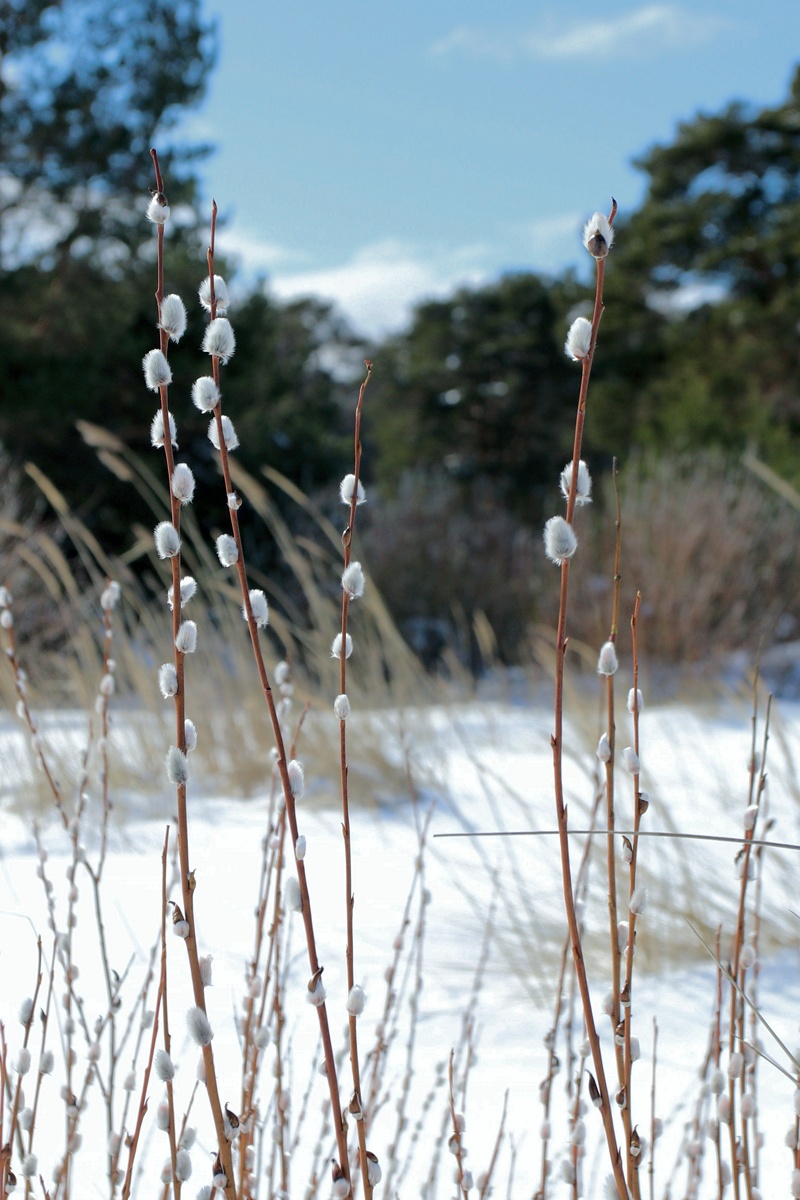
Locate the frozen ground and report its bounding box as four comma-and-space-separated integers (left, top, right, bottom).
0, 693, 798, 1197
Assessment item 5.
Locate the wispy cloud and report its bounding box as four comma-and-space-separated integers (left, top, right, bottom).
430, 5, 732, 63
267, 240, 491, 338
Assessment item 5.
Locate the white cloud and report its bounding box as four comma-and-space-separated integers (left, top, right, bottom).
215, 227, 310, 274
431, 5, 732, 63
267, 239, 491, 338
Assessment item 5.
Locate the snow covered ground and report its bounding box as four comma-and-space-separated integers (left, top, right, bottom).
1, 691, 799, 1197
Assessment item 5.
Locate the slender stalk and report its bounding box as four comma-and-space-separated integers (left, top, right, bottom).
549, 200, 628, 1200
337, 361, 373, 1196
201, 199, 350, 1179
149, 149, 234, 1197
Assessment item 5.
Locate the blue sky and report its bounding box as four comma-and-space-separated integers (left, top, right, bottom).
179, 1, 800, 336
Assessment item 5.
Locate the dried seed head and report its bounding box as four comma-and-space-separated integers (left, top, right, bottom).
543, 516, 577, 565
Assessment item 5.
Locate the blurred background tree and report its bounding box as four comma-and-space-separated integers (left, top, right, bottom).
2, 8, 798, 664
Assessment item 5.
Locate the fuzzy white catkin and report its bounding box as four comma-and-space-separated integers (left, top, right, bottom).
186, 1006, 214, 1047
295, 835, 307, 860
39, 1050, 54, 1075
158, 664, 178, 698
154, 1049, 175, 1082
175, 620, 198, 654
22, 1154, 38, 1178
150, 410, 177, 449
100, 581, 121, 610
202, 317, 236, 363
16, 1047, 31, 1074
543, 516, 577, 565
728, 1052, 744, 1079
622, 746, 640, 774
215, 534, 239, 568
629, 886, 647, 915
597, 641, 618, 676
175, 1149, 192, 1182
192, 376, 220, 412
560, 459, 592, 505
168, 576, 197, 609
184, 718, 197, 752
564, 317, 592, 361
346, 985, 366, 1016
146, 194, 170, 224
739, 943, 756, 970
583, 212, 615, 258
367, 1156, 382, 1186
792, 1170, 800, 1199
245, 589, 269, 627
159, 294, 187, 343
208, 414, 239, 452
166, 746, 189, 786
334, 694, 351, 721
287, 759, 304, 798
199, 955, 213, 986
19, 997, 34, 1025
284, 876, 302, 913
154, 521, 180, 559
340, 473, 366, 505
743, 804, 759, 831
171, 463, 195, 506
342, 561, 365, 599
199, 274, 229, 314
627, 688, 644, 714
142, 348, 172, 391
331, 633, 353, 659
307, 976, 326, 1007
596, 732, 611, 762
